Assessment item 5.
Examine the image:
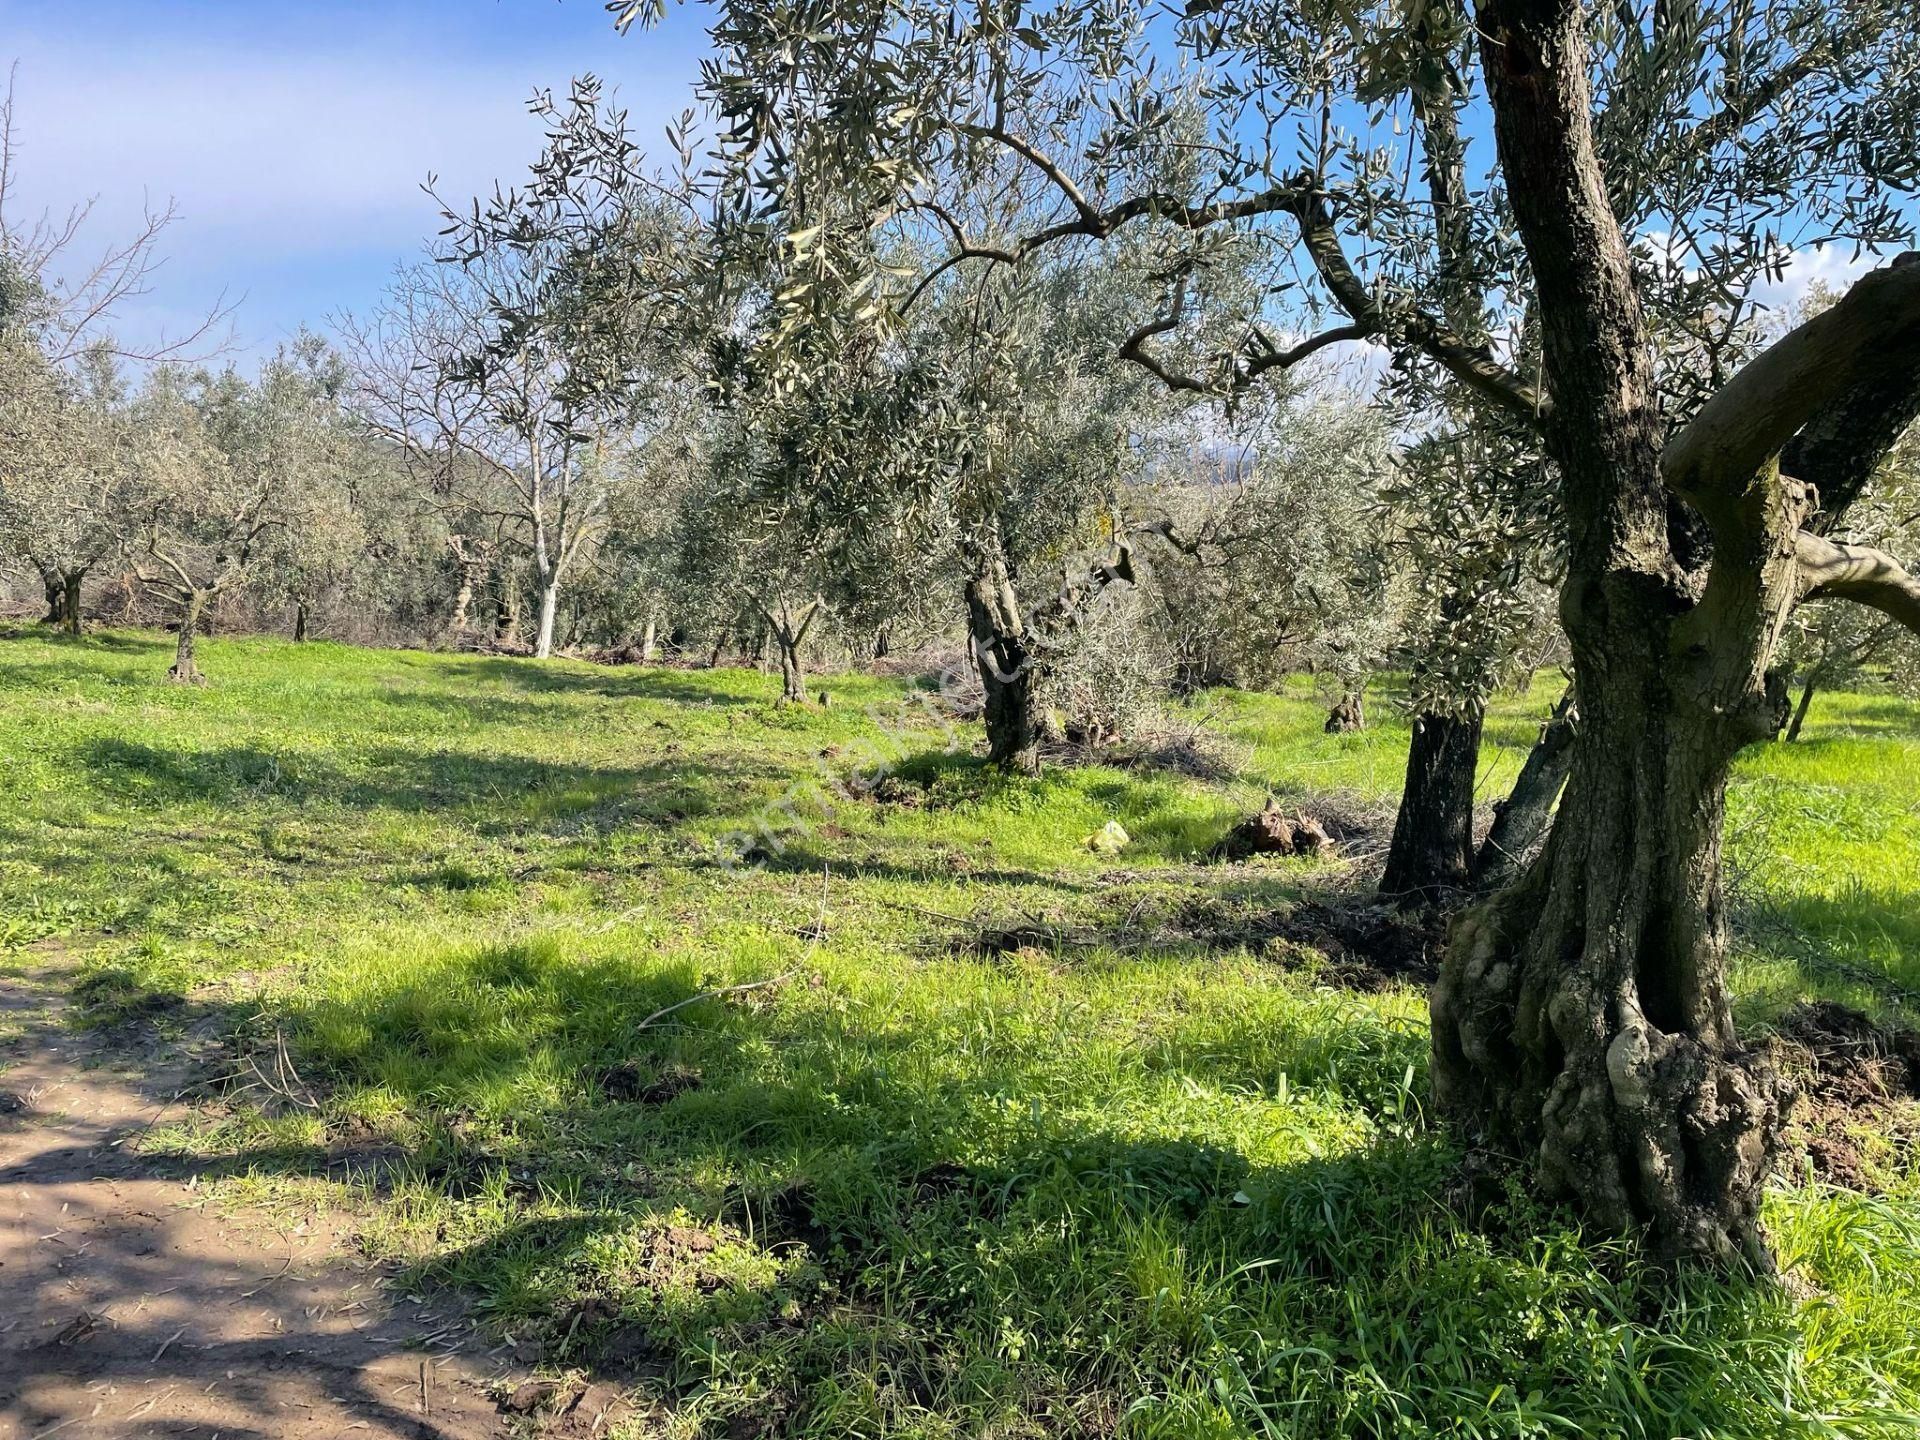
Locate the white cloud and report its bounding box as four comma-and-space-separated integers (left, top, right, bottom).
1747, 243, 1880, 314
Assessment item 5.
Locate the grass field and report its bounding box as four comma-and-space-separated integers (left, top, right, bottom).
3, 622, 1919, 1438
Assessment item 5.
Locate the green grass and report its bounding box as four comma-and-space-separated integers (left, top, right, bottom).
3, 622, 1920, 1438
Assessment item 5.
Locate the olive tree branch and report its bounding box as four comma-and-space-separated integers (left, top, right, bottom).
1795, 533, 1920, 637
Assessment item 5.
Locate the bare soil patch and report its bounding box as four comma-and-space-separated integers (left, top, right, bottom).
0, 965, 526, 1440
1777, 999, 1920, 1192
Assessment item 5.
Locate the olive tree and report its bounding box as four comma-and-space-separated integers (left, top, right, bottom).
127, 347, 356, 682
907, 260, 1165, 770
1376, 423, 1563, 897
0, 72, 232, 628
0, 338, 136, 632
247, 335, 372, 641
343, 81, 695, 659
1133, 382, 1402, 697
638, 0, 1920, 1259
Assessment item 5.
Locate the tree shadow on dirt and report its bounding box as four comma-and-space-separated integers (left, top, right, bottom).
0, 968, 514, 1440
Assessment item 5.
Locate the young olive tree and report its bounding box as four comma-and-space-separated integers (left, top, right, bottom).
344, 81, 696, 659
646, 0, 1920, 1259
672, 445, 833, 701
672, 298, 924, 701
127, 347, 355, 682
0, 337, 136, 632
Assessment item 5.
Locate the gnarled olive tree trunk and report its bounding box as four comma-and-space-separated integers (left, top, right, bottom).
39, 566, 64, 626
168, 590, 210, 685
61, 570, 85, 636
964, 537, 1042, 776
1432, 616, 1788, 1260
1438, 0, 1920, 1261
1324, 690, 1366, 732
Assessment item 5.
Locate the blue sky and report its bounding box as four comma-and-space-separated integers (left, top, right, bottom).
1, 0, 1879, 370
0, 0, 713, 362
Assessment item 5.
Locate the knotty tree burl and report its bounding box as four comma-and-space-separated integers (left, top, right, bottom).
626, 0, 1920, 1257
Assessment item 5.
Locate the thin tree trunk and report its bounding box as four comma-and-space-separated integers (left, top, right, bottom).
62, 571, 84, 637
495, 567, 522, 648
640, 616, 658, 663
1784, 673, 1818, 742
168, 592, 208, 684
964, 540, 1041, 777
533, 575, 559, 659
294, 601, 311, 643
778, 632, 808, 704
1474, 685, 1578, 890
1380, 703, 1484, 899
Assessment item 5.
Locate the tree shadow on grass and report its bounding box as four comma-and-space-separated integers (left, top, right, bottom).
458, 655, 778, 709
16, 917, 1819, 1436
77, 736, 793, 829
1734, 885, 1920, 1024
1793, 698, 1920, 740
211, 940, 1815, 1437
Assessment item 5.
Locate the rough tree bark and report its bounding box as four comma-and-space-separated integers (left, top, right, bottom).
168, 591, 209, 685
1433, 0, 1920, 1261
758, 597, 824, 704
1380, 702, 1484, 899
450, 572, 476, 635
61, 570, 84, 637
1473, 685, 1578, 890
964, 534, 1042, 776
1325, 691, 1366, 732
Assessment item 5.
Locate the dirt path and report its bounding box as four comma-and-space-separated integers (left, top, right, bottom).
0, 965, 523, 1440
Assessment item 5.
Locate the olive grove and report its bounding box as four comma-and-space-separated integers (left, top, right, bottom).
618, 0, 1920, 1260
